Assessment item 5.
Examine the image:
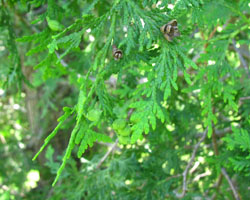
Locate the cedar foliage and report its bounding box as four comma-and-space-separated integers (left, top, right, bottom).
0, 0, 250, 199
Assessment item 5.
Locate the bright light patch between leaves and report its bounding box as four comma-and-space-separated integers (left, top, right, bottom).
18, 142, 25, 149
144, 143, 152, 153
140, 18, 145, 28
13, 104, 20, 110
217, 26, 223, 32
167, 4, 174, 10
166, 124, 175, 132
0, 89, 4, 95
125, 180, 132, 185
89, 35, 95, 42
24, 170, 40, 190
195, 124, 203, 131
208, 60, 216, 65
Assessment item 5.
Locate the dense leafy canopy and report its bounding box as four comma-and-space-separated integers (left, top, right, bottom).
0, 0, 250, 199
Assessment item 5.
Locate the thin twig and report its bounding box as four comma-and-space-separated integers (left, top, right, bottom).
97, 141, 116, 147
212, 128, 219, 156
176, 128, 208, 198
192, 50, 204, 62
204, 25, 219, 48
96, 139, 118, 169
208, 25, 219, 40
232, 39, 249, 77
166, 174, 181, 182
55, 52, 68, 67
221, 168, 240, 200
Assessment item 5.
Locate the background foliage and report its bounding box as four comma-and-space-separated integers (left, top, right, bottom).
0, 0, 250, 199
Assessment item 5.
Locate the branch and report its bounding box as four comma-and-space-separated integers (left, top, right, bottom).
229, 45, 250, 60
221, 168, 240, 200
31, 5, 47, 15
232, 39, 249, 77
215, 127, 232, 138
210, 174, 223, 200
193, 171, 211, 182
176, 128, 208, 198
96, 139, 118, 169
239, 96, 250, 101
196, 127, 232, 138
204, 173, 223, 199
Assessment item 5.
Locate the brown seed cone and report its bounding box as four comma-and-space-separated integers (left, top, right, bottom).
160, 19, 180, 42
112, 45, 123, 60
